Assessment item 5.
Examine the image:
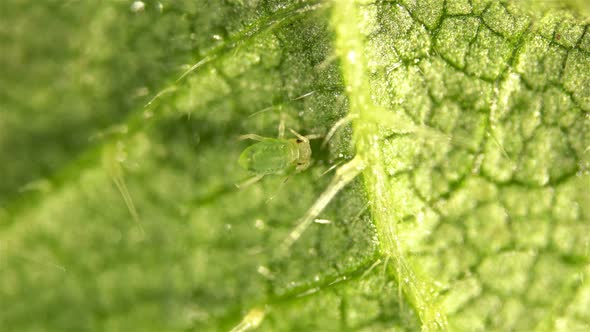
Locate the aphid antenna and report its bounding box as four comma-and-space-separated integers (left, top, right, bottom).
288, 128, 307, 142
321, 114, 359, 148
304, 133, 323, 140
247, 108, 289, 138
247, 106, 275, 118
248, 97, 305, 119
287, 128, 322, 142
238, 134, 266, 141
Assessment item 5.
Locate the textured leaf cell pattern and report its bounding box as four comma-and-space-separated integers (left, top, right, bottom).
0, 0, 588, 331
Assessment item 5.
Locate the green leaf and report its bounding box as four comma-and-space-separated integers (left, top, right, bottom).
1, 1, 589, 331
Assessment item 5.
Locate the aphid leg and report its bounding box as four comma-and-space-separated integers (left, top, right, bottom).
236, 174, 265, 189
304, 134, 322, 140
278, 112, 286, 139
321, 114, 358, 148
229, 307, 266, 332
265, 175, 291, 203
102, 143, 144, 235
288, 128, 311, 143
288, 128, 322, 142
280, 156, 366, 252
238, 134, 267, 141
248, 106, 274, 118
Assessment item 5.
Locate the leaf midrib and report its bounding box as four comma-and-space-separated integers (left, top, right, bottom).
331, 0, 448, 330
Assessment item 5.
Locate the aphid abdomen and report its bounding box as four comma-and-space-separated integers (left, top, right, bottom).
239, 139, 299, 175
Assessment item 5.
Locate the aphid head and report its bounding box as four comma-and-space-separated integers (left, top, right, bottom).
295, 139, 312, 172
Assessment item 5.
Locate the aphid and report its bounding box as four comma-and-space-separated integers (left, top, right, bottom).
237, 116, 320, 188
237, 112, 366, 251
239, 129, 312, 174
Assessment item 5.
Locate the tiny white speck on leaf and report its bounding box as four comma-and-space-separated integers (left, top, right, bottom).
130, 1, 145, 13
347, 50, 357, 64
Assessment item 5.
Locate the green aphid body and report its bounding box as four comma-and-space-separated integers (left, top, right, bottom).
239, 137, 311, 175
